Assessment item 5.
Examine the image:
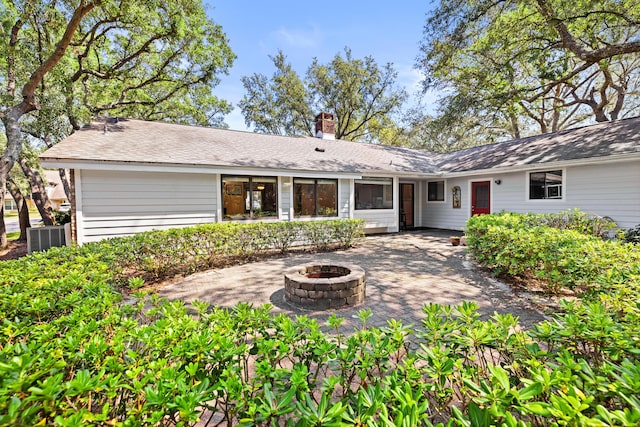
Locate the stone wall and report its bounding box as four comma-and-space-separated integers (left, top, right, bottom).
284, 264, 366, 309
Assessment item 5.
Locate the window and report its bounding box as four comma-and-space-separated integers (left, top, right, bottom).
529, 170, 563, 199
222, 175, 277, 219
4, 199, 18, 211
293, 178, 337, 217
427, 180, 445, 202
355, 177, 393, 210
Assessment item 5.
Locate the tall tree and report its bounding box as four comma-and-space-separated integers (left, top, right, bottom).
239, 48, 407, 142
418, 0, 640, 140
239, 51, 313, 136
0, 0, 235, 248
18, 144, 54, 226
394, 105, 512, 153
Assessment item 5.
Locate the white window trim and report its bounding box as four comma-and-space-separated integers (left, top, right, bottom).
525, 168, 566, 202
426, 179, 447, 204
354, 176, 395, 211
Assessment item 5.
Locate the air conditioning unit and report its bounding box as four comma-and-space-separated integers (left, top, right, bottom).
27, 225, 66, 253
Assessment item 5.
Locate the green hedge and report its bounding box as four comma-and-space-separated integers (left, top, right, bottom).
465, 211, 640, 295
98, 219, 365, 281
2, 215, 640, 425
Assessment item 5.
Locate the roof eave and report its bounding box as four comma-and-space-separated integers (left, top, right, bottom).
39, 157, 368, 179
441, 151, 640, 177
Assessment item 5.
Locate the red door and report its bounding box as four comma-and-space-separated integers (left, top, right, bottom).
471, 181, 491, 216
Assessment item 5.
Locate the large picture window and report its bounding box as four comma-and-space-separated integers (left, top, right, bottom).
294, 178, 337, 217
222, 175, 277, 220
427, 180, 445, 202
355, 177, 393, 210
529, 170, 563, 199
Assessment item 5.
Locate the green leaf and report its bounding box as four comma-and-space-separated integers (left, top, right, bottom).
468, 402, 492, 427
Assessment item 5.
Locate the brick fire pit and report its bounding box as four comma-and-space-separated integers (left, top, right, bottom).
284, 263, 366, 309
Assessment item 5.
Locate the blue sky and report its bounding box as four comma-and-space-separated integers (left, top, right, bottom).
207, 1, 436, 131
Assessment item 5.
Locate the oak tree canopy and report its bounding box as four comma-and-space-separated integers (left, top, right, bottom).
0, 0, 235, 247
417, 0, 640, 141
239, 48, 407, 142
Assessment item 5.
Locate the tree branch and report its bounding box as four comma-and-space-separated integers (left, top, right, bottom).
21, 1, 100, 113
535, 0, 640, 63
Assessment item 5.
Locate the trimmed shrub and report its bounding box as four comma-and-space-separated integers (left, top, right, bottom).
524, 208, 618, 239
465, 211, 640, 295
96, 219, 365, 281
623, 224, 640, 244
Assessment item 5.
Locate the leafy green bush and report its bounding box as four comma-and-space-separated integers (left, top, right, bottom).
53, 209, 71, 225
99, 219, 365, 281
2, 294, 639, 426
523, 208, 618, 239
623, 224, 640, 244
465, 211, 640, 295
2, 213, 639, 425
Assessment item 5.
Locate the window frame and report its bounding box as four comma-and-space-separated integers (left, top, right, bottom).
221, 175, 278, 220
293, 178, 338, 218
4, 199, 18, 211
354, 177, 394, 210
426, 180, 446, 203
527, 169, 565, 201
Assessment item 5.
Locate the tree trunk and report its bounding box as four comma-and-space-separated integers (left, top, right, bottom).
7, 179, 30, 241
18, 157, 55, 226
0, 206, 6, 249
59, 168, 72, 201
0, 1, 98, 247
508, 112, 521, 139
1, 113, 29, 248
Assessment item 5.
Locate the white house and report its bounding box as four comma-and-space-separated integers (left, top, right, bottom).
40, 114, 640, 244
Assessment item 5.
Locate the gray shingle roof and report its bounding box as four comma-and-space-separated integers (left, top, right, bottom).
436, 117, 640, 173
40, 118, 440, 175
40, 116, 640, 176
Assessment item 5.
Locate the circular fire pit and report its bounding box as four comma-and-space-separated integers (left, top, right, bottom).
284, 263, 366, 309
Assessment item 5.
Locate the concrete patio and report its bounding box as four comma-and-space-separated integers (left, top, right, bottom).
158, 230, 548, 330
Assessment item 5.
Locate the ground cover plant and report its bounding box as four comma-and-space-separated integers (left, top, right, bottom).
1, 214, 639, 425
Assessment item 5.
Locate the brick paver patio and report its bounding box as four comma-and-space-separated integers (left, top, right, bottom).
158, 230, 547, 330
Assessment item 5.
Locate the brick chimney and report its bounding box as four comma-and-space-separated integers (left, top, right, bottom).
315, 112, 335, 140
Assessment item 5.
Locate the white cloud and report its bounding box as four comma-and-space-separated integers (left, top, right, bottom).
272, 24, 323, 48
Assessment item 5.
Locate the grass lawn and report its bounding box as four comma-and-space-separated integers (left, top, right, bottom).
4, 208, 40, 218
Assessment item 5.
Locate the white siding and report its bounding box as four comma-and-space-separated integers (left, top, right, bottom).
568, 161, 640, 228
422, 177, 470, 231
498, 161, 640, 229
280, 176, 293, 221
73, 159, 639, 243
354, 210, 397, 232
78, 170, 217, 243
422, 160, 640, 231
338, 179, 351, 219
